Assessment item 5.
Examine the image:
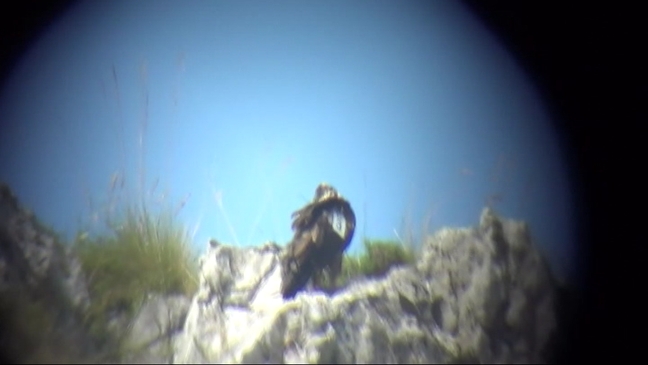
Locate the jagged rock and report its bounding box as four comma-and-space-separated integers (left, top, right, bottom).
0, 183, 96, 363
172, 207, 558, 364
0, 180, 562, 364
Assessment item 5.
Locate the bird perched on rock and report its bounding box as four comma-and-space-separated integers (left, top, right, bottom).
280, 182, 356, 299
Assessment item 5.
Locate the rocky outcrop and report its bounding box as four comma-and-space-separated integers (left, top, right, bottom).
172, 207, 558, 364
0, 180, 561, 363
0, 183, 96, 363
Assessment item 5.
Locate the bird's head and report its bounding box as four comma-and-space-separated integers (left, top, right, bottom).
313, 182, 340, 202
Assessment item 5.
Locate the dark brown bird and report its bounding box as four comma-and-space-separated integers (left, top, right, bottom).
280, 182, 356, 299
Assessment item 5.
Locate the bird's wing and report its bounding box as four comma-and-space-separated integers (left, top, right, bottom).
281, 196, 356, 299
290, 204, 316, 232
291, 197, 352, 232
323, 251, 344, 281
281, 223, 324, 298
341, 202, 356, 251
291, 223, 322, 261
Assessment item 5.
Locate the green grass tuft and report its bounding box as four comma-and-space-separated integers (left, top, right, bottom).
357, 238, 417, 277
72, 202, 199, 355
318, 238, 418, 290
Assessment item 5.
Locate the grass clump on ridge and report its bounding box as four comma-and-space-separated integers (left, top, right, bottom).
69, 58, 200, 358
317, 238, 418, 290
345, 238, 417, 279
72, 201, 199, 354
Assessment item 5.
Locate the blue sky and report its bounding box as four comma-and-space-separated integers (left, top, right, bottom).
0, 1, 579, 284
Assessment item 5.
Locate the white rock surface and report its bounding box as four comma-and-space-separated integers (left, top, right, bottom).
172, 207, 558, 364
0, 179, 560, 364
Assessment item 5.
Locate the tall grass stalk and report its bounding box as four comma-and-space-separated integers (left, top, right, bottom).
71, 57, 199, 359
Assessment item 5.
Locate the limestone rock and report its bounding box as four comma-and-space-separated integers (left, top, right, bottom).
172, 207, 558, 364
0, 180, 561, 364
123, 294, 192, 364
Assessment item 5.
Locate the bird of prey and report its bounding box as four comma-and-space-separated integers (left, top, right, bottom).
280, 182, 356, 299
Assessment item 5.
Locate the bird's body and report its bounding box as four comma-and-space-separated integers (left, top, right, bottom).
280, 183, 356, 299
